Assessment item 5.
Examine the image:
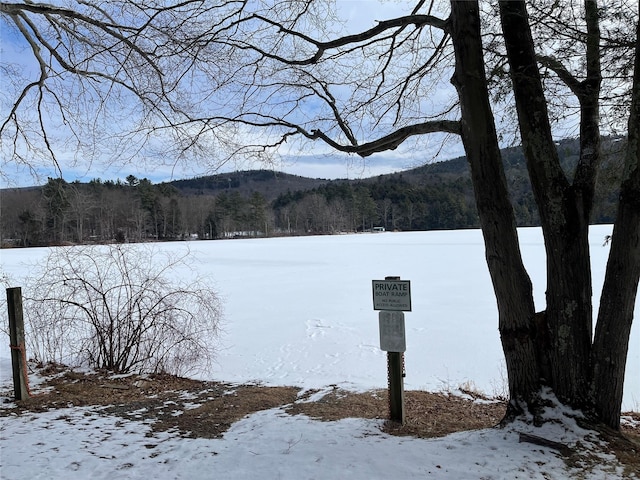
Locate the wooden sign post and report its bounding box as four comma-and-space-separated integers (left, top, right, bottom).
372, 276, 411, 425
6, 287, 29, 400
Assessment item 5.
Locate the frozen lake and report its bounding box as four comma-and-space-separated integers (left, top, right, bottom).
1, 225, 638, 410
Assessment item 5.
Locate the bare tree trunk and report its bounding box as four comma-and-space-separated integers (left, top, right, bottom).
499, 0, 592, 408
449, 1, 540, 416
591, 15, 640, 428
573, 0, 602, 218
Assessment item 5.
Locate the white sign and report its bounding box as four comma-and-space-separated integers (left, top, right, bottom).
379, 311, 406, 352
372, 279, 411, 311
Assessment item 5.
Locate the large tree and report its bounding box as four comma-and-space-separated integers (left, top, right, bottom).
495, 0, 639, 428
1, 0, 638, 429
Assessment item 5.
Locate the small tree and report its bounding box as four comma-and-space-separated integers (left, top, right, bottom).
22, 244, 222, 376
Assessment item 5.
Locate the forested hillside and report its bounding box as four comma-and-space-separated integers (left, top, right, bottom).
0, 137, 625, 247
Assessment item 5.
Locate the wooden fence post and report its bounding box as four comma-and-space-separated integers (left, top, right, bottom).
7, 287, 29, 400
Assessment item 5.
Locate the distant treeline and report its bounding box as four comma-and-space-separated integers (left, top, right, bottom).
0, 136, 625, 247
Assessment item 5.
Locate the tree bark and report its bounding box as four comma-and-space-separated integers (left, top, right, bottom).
573, 0, 602, 218
591, 13, 640, 429
499, 0, 593, 408
449, 1, 540, 416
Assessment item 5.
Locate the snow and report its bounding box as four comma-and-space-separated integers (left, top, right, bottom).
0, 225, 638, 479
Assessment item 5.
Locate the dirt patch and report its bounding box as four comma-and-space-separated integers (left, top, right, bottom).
599, 415, 640, 477
384, 390, 507, 438
6, 365, 299, 439
3, 365, 507, 440
288, 387, 506, 439
288, 387, 388, 421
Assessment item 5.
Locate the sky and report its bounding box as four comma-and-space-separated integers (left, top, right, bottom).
0, 1, 633, 188
0, 226, 638, 479
0, 144, 465, 187
0, 1, 463, 188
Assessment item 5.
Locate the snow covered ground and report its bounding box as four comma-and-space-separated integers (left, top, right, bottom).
1, 389, 635, 479
0, 225, 638, 479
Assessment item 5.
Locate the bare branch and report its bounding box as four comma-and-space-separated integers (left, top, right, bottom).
310, 120, 461, 157
22, 244, 222, 374
244, 12, 449, 65
536, 55, 583, 97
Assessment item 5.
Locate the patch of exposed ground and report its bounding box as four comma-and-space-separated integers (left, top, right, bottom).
597, 419, 640, 477
3, 363, 299, 439
288, 387, 506, 439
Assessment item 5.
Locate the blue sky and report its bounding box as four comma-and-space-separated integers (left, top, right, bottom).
2, 1, 619, 189
1, 1, 468, 188
1, 142, 466, 188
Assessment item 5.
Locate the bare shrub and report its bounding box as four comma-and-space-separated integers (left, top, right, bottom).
23, 244, 222, 376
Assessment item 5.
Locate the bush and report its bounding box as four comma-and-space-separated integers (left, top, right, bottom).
22, 244, 222, 375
